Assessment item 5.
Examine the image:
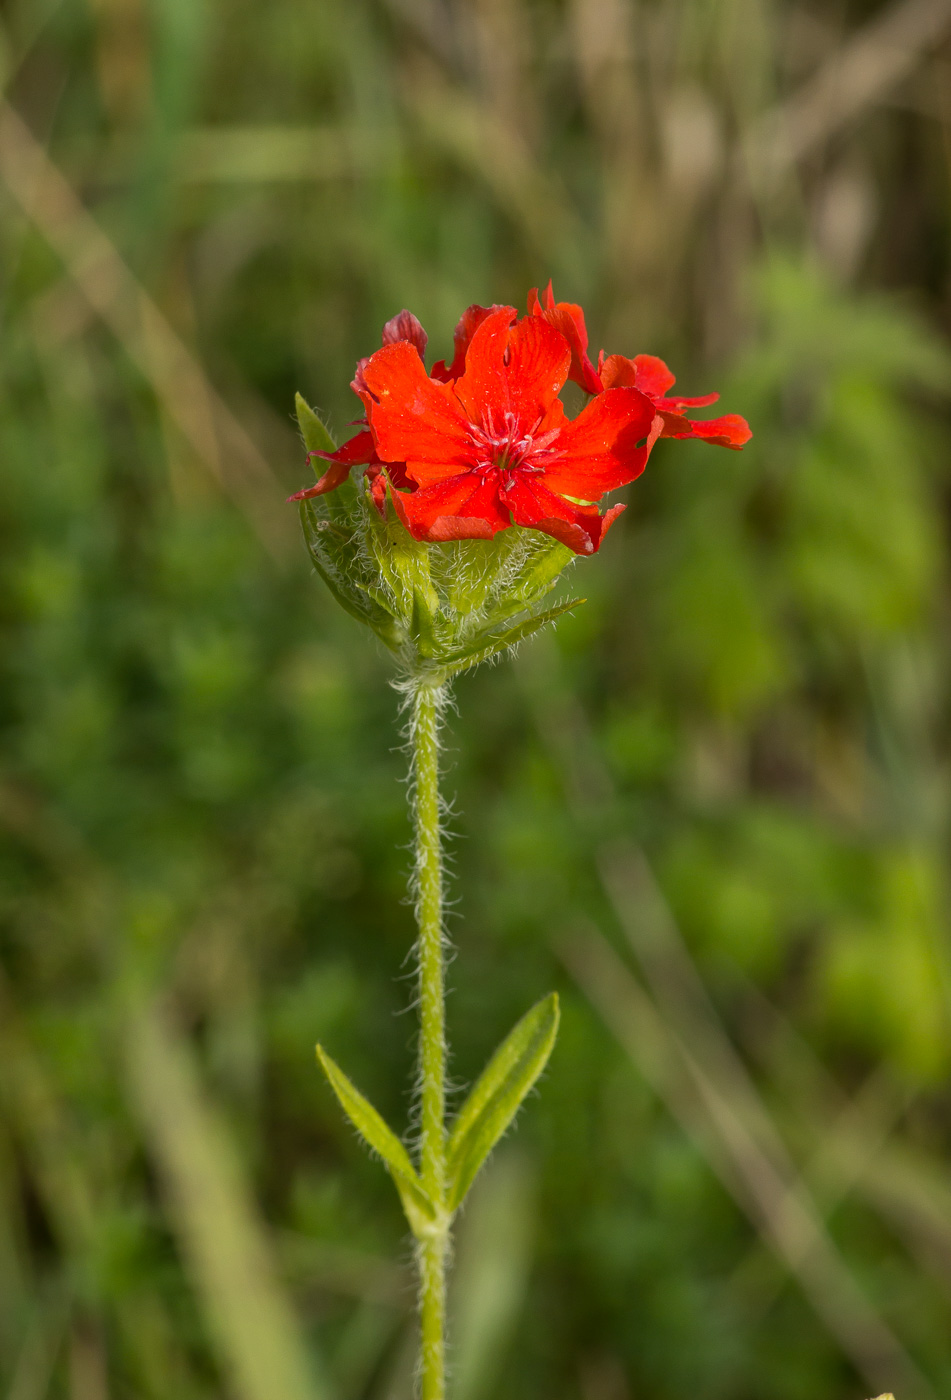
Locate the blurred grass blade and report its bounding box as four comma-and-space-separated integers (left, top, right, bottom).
316, 1045, 438, 1237
446, 994, 559, 1212
4, 1306, 66, 1400
126, 1003, 333, 1400
449, 1152, 536, 1400
0, 102, 292, 560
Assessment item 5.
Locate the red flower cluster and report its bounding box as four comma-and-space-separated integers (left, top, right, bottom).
290, 285, 751, 555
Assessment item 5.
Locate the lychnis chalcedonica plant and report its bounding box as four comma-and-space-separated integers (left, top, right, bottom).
290, 287, 750, 1400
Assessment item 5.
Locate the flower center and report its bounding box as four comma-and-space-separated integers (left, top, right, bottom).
467, 410, 559, 489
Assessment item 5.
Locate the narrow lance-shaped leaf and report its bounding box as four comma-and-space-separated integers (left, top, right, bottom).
316, 1045, 438, 1238
446, 993, 560, 1211
441, 599, 585, 674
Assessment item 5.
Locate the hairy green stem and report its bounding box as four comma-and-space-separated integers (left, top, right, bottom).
412, 680, 448, 1400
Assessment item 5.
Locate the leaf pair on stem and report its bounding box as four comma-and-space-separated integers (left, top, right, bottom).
316, 993, 560, 1238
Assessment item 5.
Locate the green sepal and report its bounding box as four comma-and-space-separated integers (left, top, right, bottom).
446, 993, 560, 1211
443, 532, 573, 625
316, 1045, 439, 1238
444, 533, 525, 618
361, 504, 436, 613
494, 537, 574, 617
300, 502, 402, 649
410, 586, 439, 658
445, 538, 503, 617
295, 392, 337, 457
442, 598, 584, 674
363, 491, 444, 651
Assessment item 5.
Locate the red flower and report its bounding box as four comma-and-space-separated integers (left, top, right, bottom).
362, 306, 656, 554
290, 289, 751, 553
599, 352, 752, 449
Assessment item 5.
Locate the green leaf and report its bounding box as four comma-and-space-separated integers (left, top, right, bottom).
442, 598, 584, 674
316, 1045, 439, 1237
446, 993, 560, 1211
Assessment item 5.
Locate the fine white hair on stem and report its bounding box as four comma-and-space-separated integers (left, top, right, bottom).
402, 678, 452, 1130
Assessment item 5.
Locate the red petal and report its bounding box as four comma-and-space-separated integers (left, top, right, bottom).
631, 354, 676, 396
454, 307, 571, 438
287, 459, 351, 502
600, 355, 722, 412
392, 472, 510, 541
430, 303, 499, 382
654, 409, 692, 438
656, 392, 720, 409
286, 429, 378, 501
598, 354, 637, 390
507, 476, 626, 554
528, 285, 603, 395
350, 356, 375, 416
664, 413, 752, 449
313, 430, 377, 468
381, 309, 428, 358
541, 387, 656, 496
366, 461, 415, 514
361, 342, 475, 483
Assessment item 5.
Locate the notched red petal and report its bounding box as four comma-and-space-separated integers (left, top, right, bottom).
541, 386, 655, 497
453, 307, 569, 435
287, 428, 380, 501
657, 392, 719, 409
598, 355, 637, 390
535, 501, 625, 554
392, 471, 511, 541
528, 282, 603, 395
287, 459, 351, 502
361, 342, 473, 478
312, 430, 378, 468
507, 474, 627, 555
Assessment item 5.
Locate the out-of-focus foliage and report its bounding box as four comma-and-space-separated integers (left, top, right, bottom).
1, 2, 951, 1399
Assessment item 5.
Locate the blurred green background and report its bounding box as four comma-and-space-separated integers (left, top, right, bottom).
2, 0, 951, 1397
